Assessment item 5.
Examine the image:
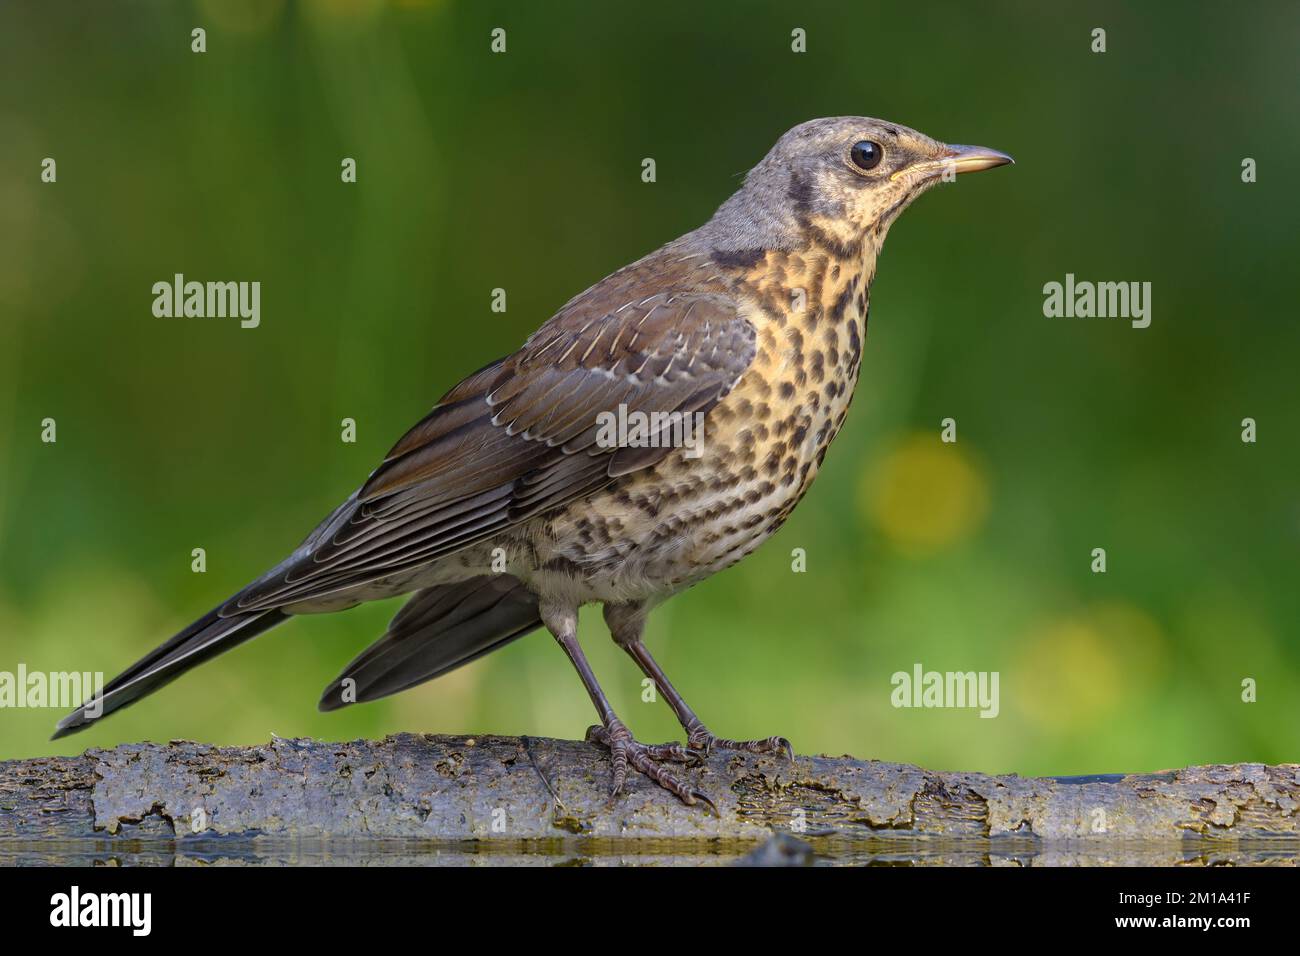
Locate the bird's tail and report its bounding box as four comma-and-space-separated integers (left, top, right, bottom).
52, 605, 289, 739
318, 575, 540, 711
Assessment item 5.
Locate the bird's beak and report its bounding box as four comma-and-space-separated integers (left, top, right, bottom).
942, 144, 1015, 174
892, 144, 1015, 182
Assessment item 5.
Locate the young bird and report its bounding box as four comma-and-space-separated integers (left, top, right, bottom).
56, 117, 1012, 809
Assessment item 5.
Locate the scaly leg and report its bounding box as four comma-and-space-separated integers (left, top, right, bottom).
540, 601, 715, 812
605, 602, 794, 760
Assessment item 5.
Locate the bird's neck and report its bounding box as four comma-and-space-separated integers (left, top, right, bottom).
692, 199, 882, 335
699, 240, 874, 361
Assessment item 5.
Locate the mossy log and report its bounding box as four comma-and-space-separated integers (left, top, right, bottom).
1, 734, 1296, 864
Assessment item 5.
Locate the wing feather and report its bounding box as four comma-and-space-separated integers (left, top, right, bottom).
224, 283, 755, 616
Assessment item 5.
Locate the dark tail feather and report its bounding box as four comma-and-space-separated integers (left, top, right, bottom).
318, 575, 540, 711
52, 605, 289, 739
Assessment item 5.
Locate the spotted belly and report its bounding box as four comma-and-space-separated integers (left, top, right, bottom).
518, 287, 867, 606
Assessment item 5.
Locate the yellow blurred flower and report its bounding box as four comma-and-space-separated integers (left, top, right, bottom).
1015, 603, 1167, 730
860, 433, 989, 555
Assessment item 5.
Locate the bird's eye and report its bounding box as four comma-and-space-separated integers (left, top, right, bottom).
849, 140, 884, 171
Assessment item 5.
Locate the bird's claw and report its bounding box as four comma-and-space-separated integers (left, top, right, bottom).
687, 730, 795, 762
585, 723, 715, 812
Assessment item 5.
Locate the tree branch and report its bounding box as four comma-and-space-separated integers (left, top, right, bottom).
2, 734, 1296, 864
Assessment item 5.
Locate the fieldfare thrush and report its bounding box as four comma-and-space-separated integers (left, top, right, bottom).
56, 117, 1013, 809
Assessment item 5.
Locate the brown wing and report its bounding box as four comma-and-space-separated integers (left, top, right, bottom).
223, 284, 755, 615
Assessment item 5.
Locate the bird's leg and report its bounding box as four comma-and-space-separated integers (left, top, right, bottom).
621, 638, 794, 759
540, 601, 715, 811
605, 602, 794, 760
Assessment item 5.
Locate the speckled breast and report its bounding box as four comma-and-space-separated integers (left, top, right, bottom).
531, 250, 872, 604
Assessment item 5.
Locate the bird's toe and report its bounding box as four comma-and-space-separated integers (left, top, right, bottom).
586, 721, 717, 810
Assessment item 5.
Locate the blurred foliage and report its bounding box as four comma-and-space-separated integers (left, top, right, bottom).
0, 0, 1296, 774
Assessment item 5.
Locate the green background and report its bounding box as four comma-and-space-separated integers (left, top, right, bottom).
1, 0, 1296, 774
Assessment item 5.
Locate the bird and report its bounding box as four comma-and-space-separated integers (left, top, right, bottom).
55, 117, 1012, 809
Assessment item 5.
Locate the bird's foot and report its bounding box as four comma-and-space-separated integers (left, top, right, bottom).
585, 722, 716, 814
686, 725, 794, 760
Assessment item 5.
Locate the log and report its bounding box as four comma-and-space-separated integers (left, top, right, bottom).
1, 734, 1296, 865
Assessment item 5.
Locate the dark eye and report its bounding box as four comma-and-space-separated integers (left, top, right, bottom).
850, 140, 883, 171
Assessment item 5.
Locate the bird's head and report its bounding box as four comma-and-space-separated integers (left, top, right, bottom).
704, 116, 1012, 259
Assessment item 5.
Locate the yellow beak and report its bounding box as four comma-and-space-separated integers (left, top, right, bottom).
943, 144, 1015, 174
894, 144, 1015, 182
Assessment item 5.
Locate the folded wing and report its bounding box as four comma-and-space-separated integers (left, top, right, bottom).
225, 288, 756, 615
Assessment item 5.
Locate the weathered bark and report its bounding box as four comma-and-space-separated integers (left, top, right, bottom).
1, 734, 1296, 865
